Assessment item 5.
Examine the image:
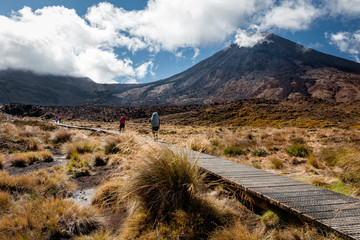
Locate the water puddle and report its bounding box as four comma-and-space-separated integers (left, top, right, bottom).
72, 188, 95, 205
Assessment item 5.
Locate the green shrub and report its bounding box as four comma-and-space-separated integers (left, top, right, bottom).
250, 149, 269, 157
286, 145, 309, 157
261, 210, 281, 228
223, 146, 246, 156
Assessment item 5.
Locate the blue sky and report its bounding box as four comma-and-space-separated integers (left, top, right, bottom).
0, 0, 359, 84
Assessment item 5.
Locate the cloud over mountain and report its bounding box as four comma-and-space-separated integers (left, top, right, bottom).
0, 0, 358, 83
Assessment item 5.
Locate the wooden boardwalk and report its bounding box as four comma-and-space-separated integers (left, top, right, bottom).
57, 123, 360, 240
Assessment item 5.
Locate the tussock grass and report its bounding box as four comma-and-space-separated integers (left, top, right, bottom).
266, 225, 343, 240
125, 145, 205, 223
209, 221, 260, 240
104, 134, 135, 155
270, 158, 283, 169
0, 170, 74, 197
0, 191, 11, 213
66, 153, 92, 178
120, 145, 240, 239
66, 140, 97, 158
0, 154, 6, 169
320, 147, 360, 188
93, 151, 107, 166
10, 150, 53, 167
92, 178, 125, 211
0, 197, 105, 239
53, 130, 72, 144
74, 229, 118, 240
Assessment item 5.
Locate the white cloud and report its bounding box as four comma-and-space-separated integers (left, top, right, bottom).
0, 0, 354, 84
0, 6, 152, 83
259, 0, 322, 31
234, 30, 269, 48
326, 31, 360, 62
326, 0, 360, 17
85, 0, 272, 51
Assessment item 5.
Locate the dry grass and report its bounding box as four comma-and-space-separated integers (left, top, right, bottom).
119, 144, 241, 239
0, 197, 105, 239
53, 130, 72, 144
92, 177, 125, 211
10, 150, 54, 167
0, 170, 75, 197
74, 229, 118, 240
209, 221, 261, 240
104, 133, 135, 155
0, 191, 11, 213
0, 154, 5, 169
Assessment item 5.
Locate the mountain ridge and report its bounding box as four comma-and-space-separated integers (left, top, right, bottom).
1, 33, 360, 106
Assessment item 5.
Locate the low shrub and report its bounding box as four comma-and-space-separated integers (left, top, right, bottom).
223, 146, 246, 156
250, 149, 269, 157
271, 158, 283, 169
286, 145, 309, 157
261, 210, 281, 228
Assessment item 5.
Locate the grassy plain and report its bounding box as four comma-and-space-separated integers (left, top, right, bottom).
1, 108, 359, 239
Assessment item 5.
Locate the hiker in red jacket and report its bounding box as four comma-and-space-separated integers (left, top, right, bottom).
119, 116, 125, 132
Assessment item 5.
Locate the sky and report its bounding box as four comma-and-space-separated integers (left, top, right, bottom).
0, 0, 359, 84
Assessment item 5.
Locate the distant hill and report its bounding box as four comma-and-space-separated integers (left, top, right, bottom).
2, 98, 360, 129
1, 33, 360, 106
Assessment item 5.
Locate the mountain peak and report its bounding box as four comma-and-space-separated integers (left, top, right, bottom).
1, 34, 360, 106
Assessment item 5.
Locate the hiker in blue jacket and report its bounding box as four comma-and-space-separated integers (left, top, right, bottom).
149, 112, 160, 141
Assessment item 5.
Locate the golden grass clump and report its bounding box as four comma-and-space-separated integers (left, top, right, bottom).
270, 158, 283, 169
0, 198, 105, 239
0, 154, 5, 169
188, 135, 213, 153
92, 177, 125, 211
104, 134, 135, 155
0, 191, 11, 213
126, 146, 205, 222
66, 153, 92, 178
10, 151, 54, 167
266, 225, 343, 240
66, 140, 98, 158
120, 145, 240, 239
320, 147, 360, 188
0, 170, 75, 197
208, 221, 261, 240
53, 130, 72, 144
74, 229, 118, 240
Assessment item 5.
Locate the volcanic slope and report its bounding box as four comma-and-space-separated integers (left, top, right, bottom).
1, 33, 360, 106
111, 33, 360, 106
